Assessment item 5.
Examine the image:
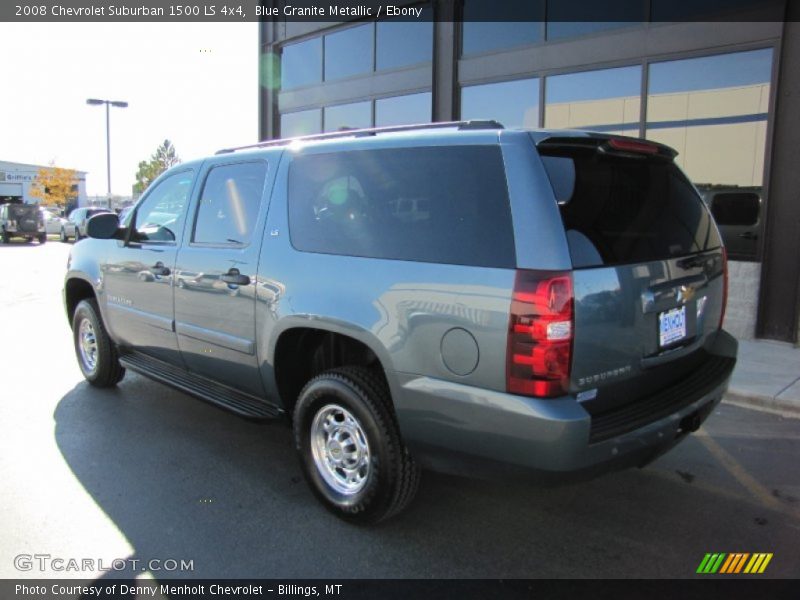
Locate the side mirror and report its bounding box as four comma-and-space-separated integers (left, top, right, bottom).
86, 213, 123, 239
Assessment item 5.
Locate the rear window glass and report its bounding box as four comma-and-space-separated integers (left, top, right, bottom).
541, 152, 721, 268
288, 146, 515, 268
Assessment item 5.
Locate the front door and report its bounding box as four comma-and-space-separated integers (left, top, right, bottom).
103, 168, 196, 365
174, 158, 271, 397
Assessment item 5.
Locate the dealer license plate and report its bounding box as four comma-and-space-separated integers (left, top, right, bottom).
659, 306, 686, 347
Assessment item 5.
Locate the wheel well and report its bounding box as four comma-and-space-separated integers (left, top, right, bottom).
64, 278, 96, 322
274, 328, 385, 416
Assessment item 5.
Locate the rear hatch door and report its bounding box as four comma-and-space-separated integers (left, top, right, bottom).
537, 135, 728, 432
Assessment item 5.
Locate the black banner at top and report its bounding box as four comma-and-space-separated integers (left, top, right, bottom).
0, 0, 789, 23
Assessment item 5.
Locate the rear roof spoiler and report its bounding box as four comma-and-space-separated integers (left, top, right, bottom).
536, 134, 678, 159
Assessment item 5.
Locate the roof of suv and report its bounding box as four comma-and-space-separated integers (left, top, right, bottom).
215, 121, 675, 159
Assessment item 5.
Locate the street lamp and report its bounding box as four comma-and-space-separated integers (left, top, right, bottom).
86, 98, 128, 207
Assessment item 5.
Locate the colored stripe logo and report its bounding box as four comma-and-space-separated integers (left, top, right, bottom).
697, 553, 773, 574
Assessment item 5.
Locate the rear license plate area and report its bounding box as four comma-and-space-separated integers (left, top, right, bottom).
659, 305, 686, 347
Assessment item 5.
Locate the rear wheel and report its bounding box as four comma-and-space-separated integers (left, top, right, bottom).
1, 228, 9, 244
38, 233, 47, 244
72, 299, 126, 387
293, 366, 420, 524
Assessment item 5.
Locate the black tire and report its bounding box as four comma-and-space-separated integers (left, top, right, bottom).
60, 228, 68, 242
74, 229, 81, 241
293, 366, 420, 524
38, 233, 47, 244
72, 299, 126, 387
1, 228, 9, 244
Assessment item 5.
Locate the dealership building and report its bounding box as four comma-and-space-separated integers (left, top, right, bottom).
258, 1, 800, 343
0, 160, 88, 208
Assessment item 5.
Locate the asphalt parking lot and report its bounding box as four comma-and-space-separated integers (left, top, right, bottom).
1, 240, 798, 580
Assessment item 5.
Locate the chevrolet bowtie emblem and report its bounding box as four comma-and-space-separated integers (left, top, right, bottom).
677, 285, 696, 304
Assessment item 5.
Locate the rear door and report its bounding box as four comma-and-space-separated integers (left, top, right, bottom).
173, 156, 274, 397
537, 136, 726, 416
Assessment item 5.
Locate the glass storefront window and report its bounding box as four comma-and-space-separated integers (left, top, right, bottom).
324, 101, 372, 132
650, 0, 771, 21
324, 24, 373, 81
544, 65, 641, 135
647, 49, 772, 188
377, 8, 433, 70
461, 0, 544, 56
281, 109, 322, 138
280, 38, 322, 90
375, 92, 432, 127
545, 0, 644, 40
646, 48, 773, 261
461, 78, 539, 128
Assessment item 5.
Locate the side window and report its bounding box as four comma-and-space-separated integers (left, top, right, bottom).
133, 170, 194, 243
192, 161, 268, 245
288, 146, 516, 268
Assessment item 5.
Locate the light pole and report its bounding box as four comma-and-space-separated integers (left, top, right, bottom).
86, 98, 128, 207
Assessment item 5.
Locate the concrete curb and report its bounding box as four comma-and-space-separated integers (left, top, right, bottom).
723, 390, 800, 418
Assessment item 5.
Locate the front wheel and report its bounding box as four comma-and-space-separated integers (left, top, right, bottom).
72, 299, 126, 387
293, 366, 420, 524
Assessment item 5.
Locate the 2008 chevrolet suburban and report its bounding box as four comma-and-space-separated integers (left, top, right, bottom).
63, 122, 737, 523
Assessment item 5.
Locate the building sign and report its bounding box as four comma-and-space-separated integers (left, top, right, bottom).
2, 172, 37, 182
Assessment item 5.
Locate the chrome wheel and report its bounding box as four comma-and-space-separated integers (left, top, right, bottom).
310, 404, 371, 495
78, 318, 98, 374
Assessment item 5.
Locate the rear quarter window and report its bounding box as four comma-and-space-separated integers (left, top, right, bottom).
288, 146, 516, 268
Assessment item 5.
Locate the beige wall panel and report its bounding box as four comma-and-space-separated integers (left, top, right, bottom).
647, 92, 689, 121
683, 123, 761, 186
686, 85, 767, 119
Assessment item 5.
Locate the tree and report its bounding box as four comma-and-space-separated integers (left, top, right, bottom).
134, 139, 181, 194
29, 163, 79, 208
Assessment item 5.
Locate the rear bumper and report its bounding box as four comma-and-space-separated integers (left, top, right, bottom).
393, 330, 737, 478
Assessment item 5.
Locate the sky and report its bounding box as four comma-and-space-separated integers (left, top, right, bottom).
0, 22, 258, 197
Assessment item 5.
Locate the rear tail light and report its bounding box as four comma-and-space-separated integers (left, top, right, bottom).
719, 247, 728, 329
507, 270, 574, 398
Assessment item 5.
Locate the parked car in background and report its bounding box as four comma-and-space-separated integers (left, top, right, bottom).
41, 208, 66, 236
63, 207, 113, 242
0, 200, 46, 244
699, 186, 762, 261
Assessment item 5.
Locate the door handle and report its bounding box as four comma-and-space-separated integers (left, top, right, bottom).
738, 231, 758, 240
151, 262, 170, 276
220, 268, 250, 286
